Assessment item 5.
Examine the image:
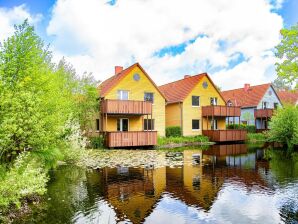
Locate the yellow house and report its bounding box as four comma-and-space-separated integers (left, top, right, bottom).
159, 74, 247, 142
97, 63, 166, 147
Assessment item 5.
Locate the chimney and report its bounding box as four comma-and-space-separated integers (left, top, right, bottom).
115, 66, 123, 75
244, 83, 250, 92
184, 75, 191, 79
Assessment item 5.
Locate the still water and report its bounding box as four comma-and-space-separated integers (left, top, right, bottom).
16, 144, 298, 224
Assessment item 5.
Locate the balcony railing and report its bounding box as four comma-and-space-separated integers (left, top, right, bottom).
202, 130, 247, 142
254, 109, 274, 118
202, 105, 241, 117
104, 131, 157, 147
101, 99, 152, 115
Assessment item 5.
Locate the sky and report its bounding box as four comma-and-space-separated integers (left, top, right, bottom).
0, 0, 297, 90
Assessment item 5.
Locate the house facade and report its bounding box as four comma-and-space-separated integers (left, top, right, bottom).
159, 74, 246, 142
222, 84, 282, 131
96, 63, 166, 147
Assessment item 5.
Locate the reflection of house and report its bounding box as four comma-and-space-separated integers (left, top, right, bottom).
159, 74, 246, 142
202, 144, 269, 189
94, 63, 167, 147
102, 167, 166, 223
222, 83, 282, 132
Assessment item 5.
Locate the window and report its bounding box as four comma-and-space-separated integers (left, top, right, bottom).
192, 96, 200, 106
144, 119, 155, 130
210, 97, 218, 106
211, 119, 218, 130
227, 100, 233, 107
96, 119, 100, 131
117, 90, 129, 100
262, 101, 268, 109
144, 92, 154, 103
274, 103, 279, 109
117, 118, 129, 131
192, 119, 200, 130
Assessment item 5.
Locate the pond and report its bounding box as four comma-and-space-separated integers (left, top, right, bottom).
14, 144, 298, 224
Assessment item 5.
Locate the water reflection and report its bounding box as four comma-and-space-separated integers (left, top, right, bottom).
15, 144, 298, 224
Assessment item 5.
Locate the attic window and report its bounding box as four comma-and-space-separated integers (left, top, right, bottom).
133, 73, 140, 81
202, 81, 208, 89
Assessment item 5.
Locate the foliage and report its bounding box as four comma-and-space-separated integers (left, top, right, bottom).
272, 77, 292, 91
165, 126, 182, 137
0, 153, 48, 211
275, 23, 298, 89
246, 133, 267, 143
242, 111, 255, 125
226, 124, 256, 133
158, 135, 209, 146
89, 136, 104, 149
267, 105, 298, 150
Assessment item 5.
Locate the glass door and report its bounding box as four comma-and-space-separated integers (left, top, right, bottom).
117, 118, 129, 131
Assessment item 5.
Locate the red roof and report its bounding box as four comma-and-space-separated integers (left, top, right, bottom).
277, 90, 298, 105
98, 63, 166, 100
221, 83, 272, 108
159, 73, 225, 104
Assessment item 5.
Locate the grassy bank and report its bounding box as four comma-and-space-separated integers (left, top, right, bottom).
246, 133, 267, 143
158, 135, 211, 147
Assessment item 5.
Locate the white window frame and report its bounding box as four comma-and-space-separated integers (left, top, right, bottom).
211, 119, 218, 130
117, 118, 129, 131
210, 97, 218, 106
117, 90, 129, 100
144, 92, 154, 104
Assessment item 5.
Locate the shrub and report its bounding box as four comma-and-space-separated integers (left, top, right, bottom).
0, 153, 48, 211
267, 105, 298, 150
89, 136, 104, 149
166, 126, 182, 137
158, 135, 209, 146
227, 124, 256, 133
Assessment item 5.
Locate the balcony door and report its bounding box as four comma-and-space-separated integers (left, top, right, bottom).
210, 97, 218, 106
211, 119, 218, 130
117, 118, 129, 131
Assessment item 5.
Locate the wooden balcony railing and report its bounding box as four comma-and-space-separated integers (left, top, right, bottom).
202, 130, 247, 142
202, 105, 241, 117
101, 99, 152, 115
105, 131, 157, 147
254, 109, 274, 118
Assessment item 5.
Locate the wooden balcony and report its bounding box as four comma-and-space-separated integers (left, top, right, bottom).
254, 109, 273, 118
105, 131, 157, 147
101, 99, 152, 115
202, 130, 247, 142
202, 105, 241, 117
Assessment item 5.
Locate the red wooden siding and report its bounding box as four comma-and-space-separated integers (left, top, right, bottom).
202, 106, 241, 117
202, 130, 247, 142
105, 131, 157, 147
254, 109, 273, 118
101, 99, 152, 115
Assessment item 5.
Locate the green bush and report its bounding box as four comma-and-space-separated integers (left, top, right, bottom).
166, 126, 182, 137
158, 135, 209, 146
268, 105, 298, 150
89, 136, 104, 149
227, 124, 256, 133
0, 153, 48, 211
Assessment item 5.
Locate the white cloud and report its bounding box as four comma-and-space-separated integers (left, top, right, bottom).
0, 4, 42, 42
47, 0, 283, 88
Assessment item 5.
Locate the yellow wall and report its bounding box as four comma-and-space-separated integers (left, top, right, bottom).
104, 66, 166, 136
165, 103, 181, 127
182, 76, 226, 136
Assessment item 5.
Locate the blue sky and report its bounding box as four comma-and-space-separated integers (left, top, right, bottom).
0, 0, 297, 89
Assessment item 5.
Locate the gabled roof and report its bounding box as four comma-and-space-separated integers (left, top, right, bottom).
159, 73, 225, 104
98, 63, 166, 100
221, 83, 275, 108
277, 90, 298, 105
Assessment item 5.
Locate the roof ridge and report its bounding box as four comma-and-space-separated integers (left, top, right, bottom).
159, 73, 207, 87
222, 83, 271, 93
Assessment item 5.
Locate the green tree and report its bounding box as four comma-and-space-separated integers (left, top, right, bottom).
268, 105, 298, 150
272, 76, 292, 91
275, 23, 298, 89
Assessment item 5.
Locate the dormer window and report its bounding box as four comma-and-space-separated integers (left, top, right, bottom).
227, 100, 232, 107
